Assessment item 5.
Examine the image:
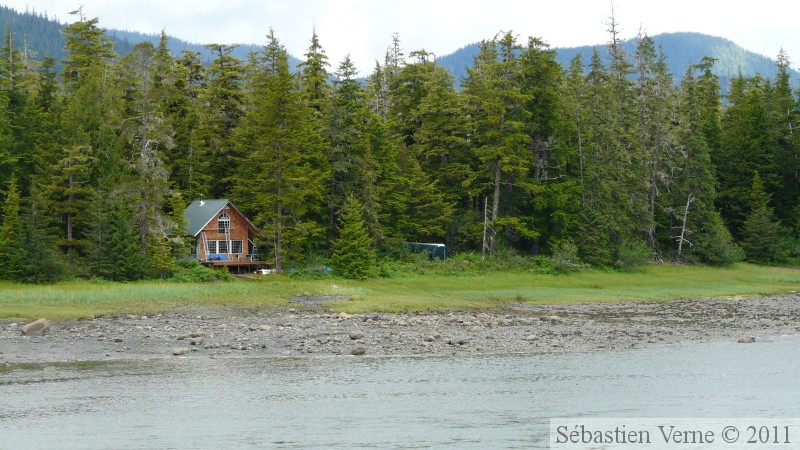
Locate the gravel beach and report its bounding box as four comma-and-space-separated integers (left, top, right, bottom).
2, 294, 800, 364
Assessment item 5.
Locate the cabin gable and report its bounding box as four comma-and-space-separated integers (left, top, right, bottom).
184, 199, 260, 263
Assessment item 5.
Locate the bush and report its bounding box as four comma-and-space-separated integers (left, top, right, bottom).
773, 234, 800, 266
615, 239, 652, 269
550, 239, 584, 273
692, 212, 744, 265
170, 260, 234, 282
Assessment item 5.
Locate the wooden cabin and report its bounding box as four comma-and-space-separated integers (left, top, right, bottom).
184, 199, 264, 272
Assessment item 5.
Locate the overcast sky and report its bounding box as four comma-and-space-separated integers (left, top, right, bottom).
6, 0, 799, 75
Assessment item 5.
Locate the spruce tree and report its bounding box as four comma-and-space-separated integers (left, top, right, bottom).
717, 75, 776, 236
22, 186, 68, 283
60, 8, 116, 94
768, 50, 799, 223
331, 196, 376, 280
462, 33, 533, 257
194, 44, 245, 198
171, 49, 206, 199
0, 175, 24, 280
117, 41, 173, 257
232, 30, 325, 272
740, 172, 783, 264
324, 56, 381, 243
297, 28, 331, 118
85, 193, 143, 281
44, 145, 97, 264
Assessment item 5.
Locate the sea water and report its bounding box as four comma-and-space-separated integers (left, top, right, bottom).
2, 337, 799, 449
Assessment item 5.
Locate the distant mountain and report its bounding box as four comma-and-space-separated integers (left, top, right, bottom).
0, 5, 299, 67
436, 32, 800, 91
1, 5, 795, 91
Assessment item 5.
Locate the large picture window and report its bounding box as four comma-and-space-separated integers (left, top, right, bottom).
206, 240, 244, 255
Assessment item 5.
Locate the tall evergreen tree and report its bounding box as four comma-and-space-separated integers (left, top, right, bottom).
297, 27, 331, 118
717, 75, 776, 236
462, 33, 535, 257
411, 61, 474, 246
116, 41, 173, 260
670, 63, 740, 264
43, 145, 97, 264
324, 56, 380, 242
232, 30, 325, 272
60, 8, 116, 94
170, 49, 207, 198
194, 44, 245, 198
768, 50, 799, 223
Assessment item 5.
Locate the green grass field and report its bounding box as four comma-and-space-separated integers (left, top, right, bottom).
1, 263, 799, 319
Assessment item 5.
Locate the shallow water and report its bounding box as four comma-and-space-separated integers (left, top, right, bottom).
2, 337, 799, 449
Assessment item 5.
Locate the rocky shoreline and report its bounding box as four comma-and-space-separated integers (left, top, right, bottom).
2, 293, 800, 365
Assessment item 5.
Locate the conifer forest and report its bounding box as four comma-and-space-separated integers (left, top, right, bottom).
1, 11, 799, 282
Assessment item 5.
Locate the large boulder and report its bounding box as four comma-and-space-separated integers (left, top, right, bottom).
21, 319, 50, 336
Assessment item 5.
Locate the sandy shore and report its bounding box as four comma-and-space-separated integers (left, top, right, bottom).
2, 293, 800, 364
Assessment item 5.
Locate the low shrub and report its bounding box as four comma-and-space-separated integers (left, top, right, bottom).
550, 239, 585, 273
170, 260, 234, 282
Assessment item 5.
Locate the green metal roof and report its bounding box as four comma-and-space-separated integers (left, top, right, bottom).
184, 199, 233, 237
184, 199, 260, 237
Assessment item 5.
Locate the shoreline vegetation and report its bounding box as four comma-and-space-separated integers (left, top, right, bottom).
1, 263, 799, 320
2, 264, 800, 365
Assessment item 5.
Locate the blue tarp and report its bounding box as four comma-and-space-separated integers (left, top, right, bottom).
208, 254, 228, 261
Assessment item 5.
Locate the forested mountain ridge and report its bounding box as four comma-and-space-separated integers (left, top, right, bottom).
1, 5, 795, 87
0, 8, 799, 283
437, 32, 799, 90
0, 5, 298, 66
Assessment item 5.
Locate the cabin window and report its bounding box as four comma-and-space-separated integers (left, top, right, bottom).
206, 240, 243, 254
218, 213, 230, 234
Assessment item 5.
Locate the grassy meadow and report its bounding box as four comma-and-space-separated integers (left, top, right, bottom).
1, 263, 799, 320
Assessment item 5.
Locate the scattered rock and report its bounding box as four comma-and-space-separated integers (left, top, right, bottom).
737, 337, 756, 344
43, 366, 56, 372
351, 346, 366, 356
173, 347, 188, 356
348, 331, 364, 340
21, 319, 50, 336
189, 337, 204, 346
447, 338, 468, 346
758, 319, 774, 327
113, 338, 123, 343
